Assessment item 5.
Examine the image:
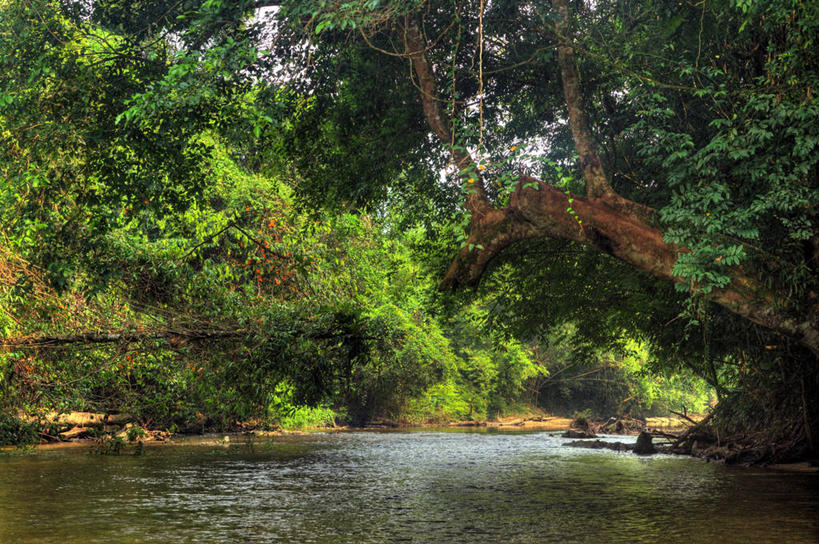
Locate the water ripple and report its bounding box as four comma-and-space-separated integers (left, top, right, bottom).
1, 430, 817, 543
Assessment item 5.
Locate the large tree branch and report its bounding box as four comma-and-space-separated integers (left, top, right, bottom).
2, 326, 369, 350
2, 329, 248, 349
440, 177, 819, 358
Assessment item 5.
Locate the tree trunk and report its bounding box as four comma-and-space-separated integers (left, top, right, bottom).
553, 0, 613, 199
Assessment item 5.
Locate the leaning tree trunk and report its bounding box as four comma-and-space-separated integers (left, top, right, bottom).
402, 7, 819, 359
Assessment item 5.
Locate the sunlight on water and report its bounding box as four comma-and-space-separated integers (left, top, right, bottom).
1, 431, 817, 543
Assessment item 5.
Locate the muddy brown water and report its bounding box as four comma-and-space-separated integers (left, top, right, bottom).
1, 430, 817, 543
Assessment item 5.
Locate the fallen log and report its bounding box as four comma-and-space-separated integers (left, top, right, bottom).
650, 430, 681, 441
669, 410, 700, 426
19, 411, 133, 430
498, 418, 524, 426
105, 413, 133, 425
38, 411, 105, 428
2, 329, 246, 349
59, 427, 91, 440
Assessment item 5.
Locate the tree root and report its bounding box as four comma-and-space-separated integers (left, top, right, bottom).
655, 411, 815, 465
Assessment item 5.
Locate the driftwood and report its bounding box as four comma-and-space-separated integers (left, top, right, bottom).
669, 410, 700, 426
21, 411, 133, 428
498, 418, 524, 426
32, 411, 106, 427
59, 427, 91, 440
14, 411, 138, 444
650, 430, 681, 441
670, 411, 716, 451
105, 413, 133, 425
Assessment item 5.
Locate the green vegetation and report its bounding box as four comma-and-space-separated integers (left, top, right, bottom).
0, 0, 816, 462
1, 143, 707, 435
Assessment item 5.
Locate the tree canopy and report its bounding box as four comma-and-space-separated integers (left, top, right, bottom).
255, 0, 819, 354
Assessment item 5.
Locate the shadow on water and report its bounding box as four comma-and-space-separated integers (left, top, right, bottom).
1, 430, 818, 543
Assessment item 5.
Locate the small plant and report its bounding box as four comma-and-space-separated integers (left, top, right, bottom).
0, 414, 39, 448
277, 405, 336, 430
126, 426, 147, 442
572, 408, 594, 421
92, 435, 126, 455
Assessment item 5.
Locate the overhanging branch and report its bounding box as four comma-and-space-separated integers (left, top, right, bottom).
2, 329, 247, 349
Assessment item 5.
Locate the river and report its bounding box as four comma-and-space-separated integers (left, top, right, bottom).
1, 430, 817, 543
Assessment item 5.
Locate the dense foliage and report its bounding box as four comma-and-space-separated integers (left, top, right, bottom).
1, 139, 708, 436
1, 0, 816, 457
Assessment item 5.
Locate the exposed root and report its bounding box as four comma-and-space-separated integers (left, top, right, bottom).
656, 403, 817, 465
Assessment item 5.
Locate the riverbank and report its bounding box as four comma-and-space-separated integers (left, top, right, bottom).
5, 413, 817, 473
0, 413, 570, 452
1, 410, 699, 453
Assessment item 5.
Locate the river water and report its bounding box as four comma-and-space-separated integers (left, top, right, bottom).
1, 430, 817, 543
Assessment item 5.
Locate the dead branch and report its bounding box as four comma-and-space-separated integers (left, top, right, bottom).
2, 329, 247, 349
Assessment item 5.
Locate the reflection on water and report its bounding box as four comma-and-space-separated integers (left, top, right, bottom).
1, 431, 817, 543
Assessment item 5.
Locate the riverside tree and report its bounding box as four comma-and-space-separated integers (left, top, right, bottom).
254, 0, 819, 455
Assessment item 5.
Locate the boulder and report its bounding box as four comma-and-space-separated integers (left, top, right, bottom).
633, 431, 656, 454
564, 439, 632, 452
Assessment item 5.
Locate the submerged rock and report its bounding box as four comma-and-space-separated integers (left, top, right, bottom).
564, 439, 632, 452
562, 429, 597, 439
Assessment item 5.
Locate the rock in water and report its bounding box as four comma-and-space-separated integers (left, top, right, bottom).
564, 439, 632, 452
633, 431, 656, 454
562, 429, 597, 439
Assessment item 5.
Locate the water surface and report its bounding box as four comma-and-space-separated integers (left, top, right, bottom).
1, 430, 817, 543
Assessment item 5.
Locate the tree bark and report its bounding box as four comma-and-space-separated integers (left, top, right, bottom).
439, 177, 819, 361
404, 17, 491, 216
